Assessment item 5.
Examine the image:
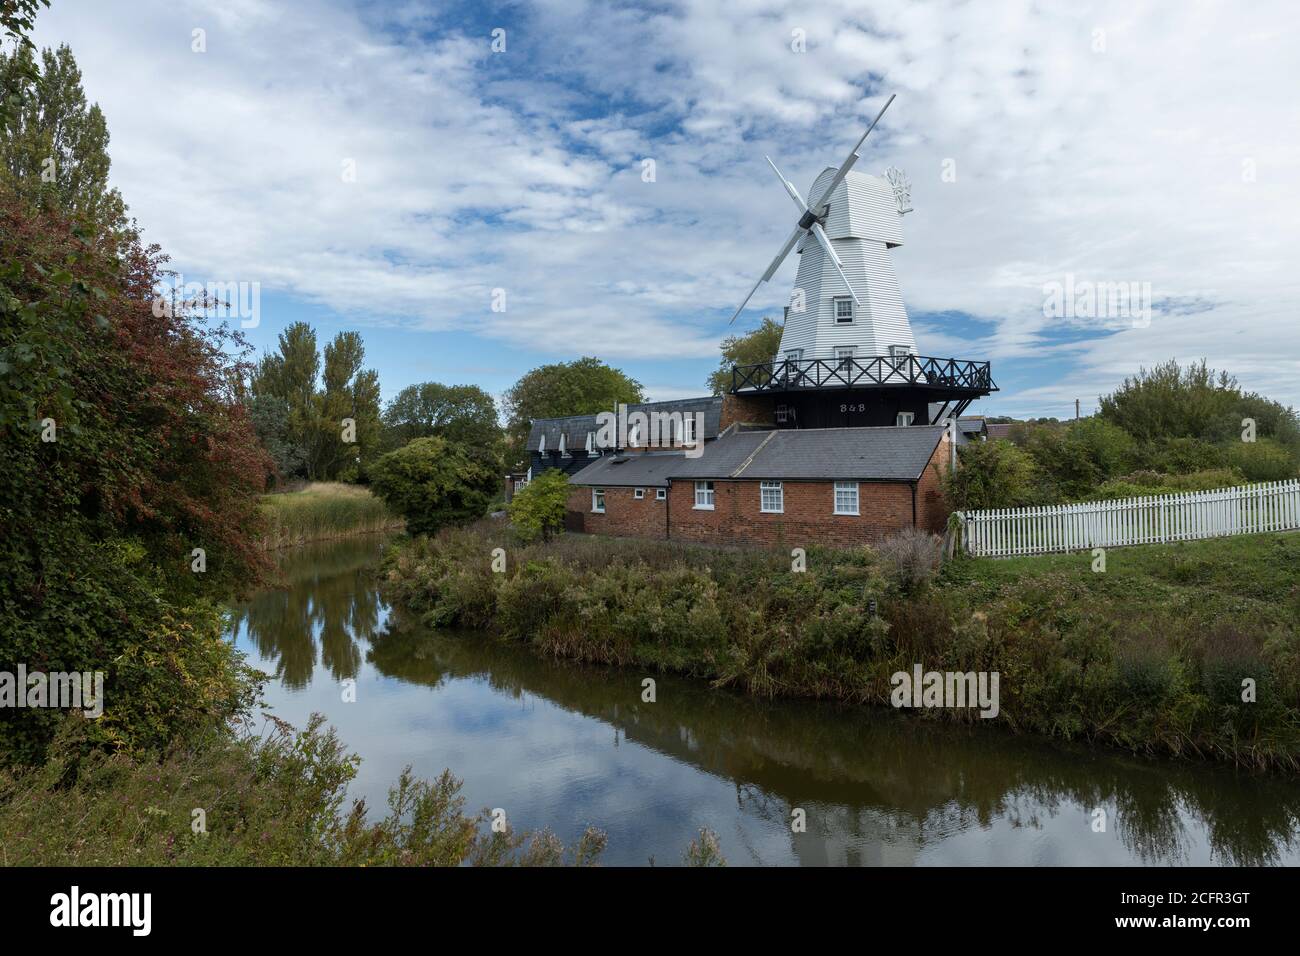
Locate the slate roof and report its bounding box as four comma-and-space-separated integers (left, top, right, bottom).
526, 396, 722, 452
526, 414, 600, 453
566, 452, 681, 487
568, 425, 948, 485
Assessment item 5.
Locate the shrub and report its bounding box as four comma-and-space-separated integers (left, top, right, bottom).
1, 192, 272, 764
1224, 438, 1298, 482
942, 439, 1041, 510
368, 437, 496, 536
507, 468, 570, 542
874, 529, 942, 592
0, 713, 607, 866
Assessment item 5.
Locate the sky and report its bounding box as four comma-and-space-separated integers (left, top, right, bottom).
30, 0, 1300, 420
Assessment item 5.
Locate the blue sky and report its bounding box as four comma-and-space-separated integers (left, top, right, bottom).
33, 0, 1300, 419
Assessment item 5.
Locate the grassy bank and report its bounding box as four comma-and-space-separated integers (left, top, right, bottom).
0, 713, 728, 866
0, 714, 611, 866
383, 524, 1300, 770
258, 483, 402, 549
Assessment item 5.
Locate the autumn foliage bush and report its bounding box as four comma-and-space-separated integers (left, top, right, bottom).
0, 189, 272, 764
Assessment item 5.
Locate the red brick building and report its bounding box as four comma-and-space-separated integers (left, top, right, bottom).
566, 422, 953, 547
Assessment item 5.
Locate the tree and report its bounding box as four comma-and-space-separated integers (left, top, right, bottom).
507, 469, 570, 542
383, 381, 499, 452
1, 188, 270, 762
368, 437, 497, 536
0, 1, 49, 133
502, 357, 643, 464
251, 323, 382, 481
0, 42, 127, 234
247, 393, 305, 485
707, 316, 784, 395
942, 439, 1042, 511
1098, 359, 1239, 443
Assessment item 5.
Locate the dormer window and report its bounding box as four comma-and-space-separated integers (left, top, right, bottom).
834, 298, 854, 324
682, 416, 697, 445
538, 434, 546, 455
559, 433, 570, 458
585, 432, 598, 457
896, 411, 915, 427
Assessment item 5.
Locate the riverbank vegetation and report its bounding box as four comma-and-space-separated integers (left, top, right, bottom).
258, 483, 401, 550
384, 522, 1300, 770
0, 713, 608, 866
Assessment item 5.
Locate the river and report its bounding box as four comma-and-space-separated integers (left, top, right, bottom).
227, 535, 1300, 866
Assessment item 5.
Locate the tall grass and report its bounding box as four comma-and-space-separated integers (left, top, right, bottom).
258, 482, 402, 550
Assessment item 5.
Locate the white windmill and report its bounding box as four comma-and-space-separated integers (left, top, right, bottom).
729, 95, 918, 369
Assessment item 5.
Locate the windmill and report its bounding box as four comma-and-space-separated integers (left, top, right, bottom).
729, 94, 919, 366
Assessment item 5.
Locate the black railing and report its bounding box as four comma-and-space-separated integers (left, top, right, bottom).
731, 354, 996, 394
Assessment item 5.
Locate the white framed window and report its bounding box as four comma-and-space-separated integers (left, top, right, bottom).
634, 488, 645, 499
592, 488, 605, 513
559, 433, 571, 458
896, 411, 915, 427
760, 480, 784, 514
693, 481, 715, 510
538, 434, 546, 454
889, 344, 910, 358
682, 416, 697, 445
513, 479, 524, 493
655, 488, 666, 501
834, 481, 859, 515
586, 432, 598, 457
834, 298, 854, 323
774, 404, 790, 424
784, 348, 803, 364
835, 346, 856, 371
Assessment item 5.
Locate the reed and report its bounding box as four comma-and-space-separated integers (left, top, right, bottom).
257, 482, 402, 550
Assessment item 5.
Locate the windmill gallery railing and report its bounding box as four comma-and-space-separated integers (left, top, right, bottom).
960, 479, 1300, 558
730, 354, 995, 394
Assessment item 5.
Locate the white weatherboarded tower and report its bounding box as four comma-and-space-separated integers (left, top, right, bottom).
730, 95, 918, 365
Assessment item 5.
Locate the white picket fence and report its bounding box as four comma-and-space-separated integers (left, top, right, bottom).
961, 478, 1300, 557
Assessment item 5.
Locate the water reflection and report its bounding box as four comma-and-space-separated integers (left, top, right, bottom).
228, 536, 1300, 867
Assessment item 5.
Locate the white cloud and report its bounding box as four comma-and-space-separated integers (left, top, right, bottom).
33, 0, 1300, 406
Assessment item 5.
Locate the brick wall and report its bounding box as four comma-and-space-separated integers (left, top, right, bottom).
566, 484, 668, 539
719, 392, 776, 430
916, 432, 953, 533
668, 478, 914, 548
566, 432, 953, 548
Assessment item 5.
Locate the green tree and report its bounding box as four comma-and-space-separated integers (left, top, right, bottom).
247, 393, 305, 485
1, 188, 269, 764
251, 323, 382, 481
369, 437, 496, 535
383, 382, 500, 452
943, 439, 1042, 511
707, 316, 783, 395
502, 357, 643, 464
1099, 359, 1239, 443
507, 468, 570, 542
0, 1, 49, 133
0, 42, 126, 233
